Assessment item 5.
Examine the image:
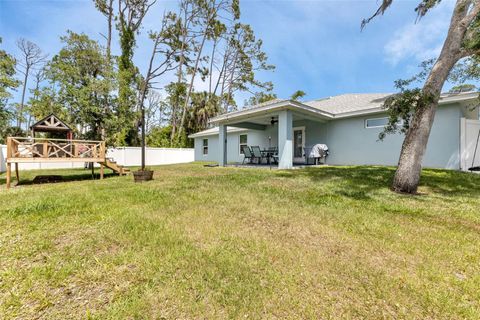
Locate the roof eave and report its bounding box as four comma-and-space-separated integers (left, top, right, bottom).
188, 127, 249, 138
209, 100, 333, 125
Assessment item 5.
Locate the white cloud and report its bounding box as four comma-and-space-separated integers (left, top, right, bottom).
384, 2, 453, 65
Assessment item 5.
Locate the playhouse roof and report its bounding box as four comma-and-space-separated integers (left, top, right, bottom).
30, 114, 72, 133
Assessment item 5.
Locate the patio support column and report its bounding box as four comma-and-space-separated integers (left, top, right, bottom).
278, 110, 293, 169
218, 124, 227, 166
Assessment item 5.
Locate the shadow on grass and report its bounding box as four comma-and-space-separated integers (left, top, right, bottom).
276, 166, 480, 198
274, 166, 393, 200
0, 169, 117, 187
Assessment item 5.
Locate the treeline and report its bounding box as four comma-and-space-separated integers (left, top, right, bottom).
0, 0, 275, 147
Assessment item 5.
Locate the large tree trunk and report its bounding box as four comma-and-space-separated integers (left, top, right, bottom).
392, 0, 472, 193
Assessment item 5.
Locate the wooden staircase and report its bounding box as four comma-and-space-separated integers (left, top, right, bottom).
100, 158, 130, 175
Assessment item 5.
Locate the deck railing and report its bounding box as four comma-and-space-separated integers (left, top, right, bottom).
6, 137, 106, 162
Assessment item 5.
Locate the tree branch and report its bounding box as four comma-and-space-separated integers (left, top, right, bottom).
460, 0, 479, 25
361, 0, 393, 30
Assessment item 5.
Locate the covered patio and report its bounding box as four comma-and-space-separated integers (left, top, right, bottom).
209, 100, 331, 169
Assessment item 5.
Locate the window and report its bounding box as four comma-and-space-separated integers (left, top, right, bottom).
202, 139, 208, 155
365, 117, 389, 128
239, 134, 248, 154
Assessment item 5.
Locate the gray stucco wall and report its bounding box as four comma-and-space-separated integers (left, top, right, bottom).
193, 103, 463, 169
292, 119, 328, 146
324, 103, 462, 169
194, 128, 277, 163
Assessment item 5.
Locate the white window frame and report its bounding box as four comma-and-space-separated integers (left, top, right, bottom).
202, 138, 208, 156
239, 134, 248, 155
365, 117, 389, 129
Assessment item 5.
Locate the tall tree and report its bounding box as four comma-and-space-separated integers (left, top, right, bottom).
170, 0, 198, 142
165, 81, 187, 143
26, 68, 46, 129
0, 37, 19, 108
116, 0, 156, 145
177, 0, 240, 139
0, 38, 20, 143
363, 0, 480, 194
222, 23, 274, 112
94, 0, 117, 142
136, 11, 181, 169
31, 32, 114, 141
94, 0, 114, 60
15, 38, 47, 129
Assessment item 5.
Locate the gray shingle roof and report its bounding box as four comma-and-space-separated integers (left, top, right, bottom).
304, 93, 393, 115
206, 91, 478, 130
244, 98, 287, 110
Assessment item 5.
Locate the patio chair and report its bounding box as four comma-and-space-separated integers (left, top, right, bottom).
251, 146, 266, 164
241, 145, 254, 164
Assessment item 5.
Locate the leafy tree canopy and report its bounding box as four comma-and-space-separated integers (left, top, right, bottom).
290, 90, 306, 101
0, 37, 20, 106
31, 31, 116, 141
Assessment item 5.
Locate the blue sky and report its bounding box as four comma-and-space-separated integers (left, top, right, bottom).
0, 0, 456, 105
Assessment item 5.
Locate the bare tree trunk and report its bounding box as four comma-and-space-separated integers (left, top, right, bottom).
208, 38, 218, 96
106, 0, 113, 59
392, 0, 472, 193
219, 62, 229, 109
213, 53, 226, 96
177, 1, 224, 140
102, 0, 113, 144
27, 74, 41, 129
225, 51, 238, 113
17, 66, 30, 129
170, 64, 183, 143
171, 7, 189, 144
177, 30, 208, 138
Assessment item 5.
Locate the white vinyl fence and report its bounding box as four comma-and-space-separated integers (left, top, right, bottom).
460, 118, 480, 171
105, 147, 194, 167
0, 145, 194, 173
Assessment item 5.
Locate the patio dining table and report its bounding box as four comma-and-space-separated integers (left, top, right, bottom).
261, 149, 278, 165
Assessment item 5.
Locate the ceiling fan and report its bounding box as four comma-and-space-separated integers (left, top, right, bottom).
270, 117, 278, 126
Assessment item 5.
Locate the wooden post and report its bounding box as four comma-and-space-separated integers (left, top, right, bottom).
74, 142, 78, 158
6, 138, 12, 189
6, 162, 11, 189
6, 137, 12, 159
43, 140, 48, 158
14, 163, 19, 185
101, 141, 106, 160
100, 163, 104, 180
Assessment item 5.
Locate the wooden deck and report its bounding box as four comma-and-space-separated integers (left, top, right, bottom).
5, 137, 108, 189
6, 137, 106, 163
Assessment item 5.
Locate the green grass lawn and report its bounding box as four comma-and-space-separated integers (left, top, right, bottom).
1, 163, 479, 319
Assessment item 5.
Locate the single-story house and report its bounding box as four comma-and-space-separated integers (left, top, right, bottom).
189, 92, 480, 170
